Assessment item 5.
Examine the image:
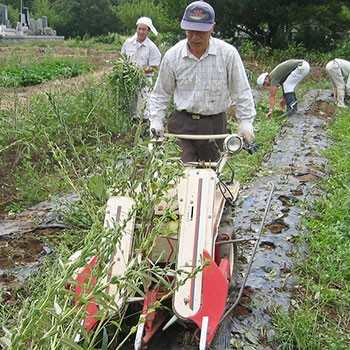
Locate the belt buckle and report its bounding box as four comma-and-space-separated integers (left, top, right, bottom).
192, 114, 200, 120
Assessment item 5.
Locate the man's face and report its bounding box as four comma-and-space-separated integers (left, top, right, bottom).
136, 24, 150, 42
263, 75, 271, 87
185, 26, 214, 53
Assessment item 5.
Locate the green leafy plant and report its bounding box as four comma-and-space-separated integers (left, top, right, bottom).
2, 137, 189, 349
0, 58, 94, 87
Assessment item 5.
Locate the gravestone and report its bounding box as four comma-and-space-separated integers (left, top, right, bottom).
0, 4, 64, 41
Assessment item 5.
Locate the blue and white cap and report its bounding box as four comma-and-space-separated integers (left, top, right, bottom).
181, 1, 215, 32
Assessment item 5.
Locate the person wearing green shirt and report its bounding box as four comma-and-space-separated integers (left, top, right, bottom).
257, 59, 310, 118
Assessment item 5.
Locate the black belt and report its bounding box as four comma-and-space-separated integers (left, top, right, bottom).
182, 110, 223, 120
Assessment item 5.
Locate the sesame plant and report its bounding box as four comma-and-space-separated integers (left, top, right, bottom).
0, 50, 200, 349
0, 57, 147, 213
108, 55, 150, 119
2, 135, 188, 350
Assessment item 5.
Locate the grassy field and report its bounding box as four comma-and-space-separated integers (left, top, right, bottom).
0, 39, 349, 349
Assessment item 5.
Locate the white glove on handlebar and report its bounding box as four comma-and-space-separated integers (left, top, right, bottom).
149, 120, 164, 139
237, 120, 255, 144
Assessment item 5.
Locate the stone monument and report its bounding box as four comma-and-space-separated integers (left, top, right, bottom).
0, 5, 64, 42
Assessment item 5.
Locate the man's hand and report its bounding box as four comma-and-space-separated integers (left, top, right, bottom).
280, 98, 286, 108
238, 120, 255, 144
144, 66, 156, 74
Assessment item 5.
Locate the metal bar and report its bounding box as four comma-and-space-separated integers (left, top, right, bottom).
215, 238, 257, 246
184, 161, 219, 167
165, 133, 231, 140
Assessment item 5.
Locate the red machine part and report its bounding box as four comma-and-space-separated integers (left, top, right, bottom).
70, 255, 100, 333
189, 249, 229, 347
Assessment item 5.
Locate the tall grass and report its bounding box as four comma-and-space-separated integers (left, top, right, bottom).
0, 61, 141, 212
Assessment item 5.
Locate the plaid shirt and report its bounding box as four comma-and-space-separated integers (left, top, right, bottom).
149, 37, 256, 129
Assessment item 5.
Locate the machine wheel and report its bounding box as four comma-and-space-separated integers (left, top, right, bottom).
229, 238, 238, 289
218, 203, 238, 289
218, 231, 238, 290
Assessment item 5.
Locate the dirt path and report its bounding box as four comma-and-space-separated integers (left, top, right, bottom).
217, 89, 335, 349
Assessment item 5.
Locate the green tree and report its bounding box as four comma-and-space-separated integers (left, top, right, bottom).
112, 0, 175, 35
2, 0, 35, 17
157, 0, 350, 51
294, 2, 350, 50
155, 0, 189, 33
1, 0, 34, 10
51, 0, 121, 38
112, 0, 158, 35
209, 0, 350, 50
31, 0, 59, 27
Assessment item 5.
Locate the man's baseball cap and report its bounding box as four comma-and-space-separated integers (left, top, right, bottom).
136, 17, 158, 36
181, 1, 215, 32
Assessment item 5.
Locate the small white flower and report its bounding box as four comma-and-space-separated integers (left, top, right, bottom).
54, 302, 62, 315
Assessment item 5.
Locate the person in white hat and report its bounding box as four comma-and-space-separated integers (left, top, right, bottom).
121, 17, 161, 122
325, 58, 350, 108
148, 1, 256, 162
257, 59, 310, 118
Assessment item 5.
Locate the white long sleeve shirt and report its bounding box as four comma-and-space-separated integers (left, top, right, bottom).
148, 37, 256, 129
